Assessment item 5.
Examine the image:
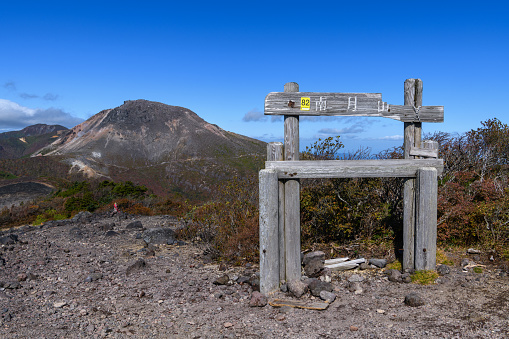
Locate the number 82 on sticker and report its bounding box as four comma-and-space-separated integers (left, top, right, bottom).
301, 97, 310, 111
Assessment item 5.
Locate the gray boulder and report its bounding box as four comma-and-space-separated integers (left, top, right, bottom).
308, 280, 333, 297
288, 280, 308, 298
368, 258, 387, 268
142, 227, 176, 245
404, 292, 425, 307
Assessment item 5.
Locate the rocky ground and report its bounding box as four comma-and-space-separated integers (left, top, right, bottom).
1, 212, 508, 339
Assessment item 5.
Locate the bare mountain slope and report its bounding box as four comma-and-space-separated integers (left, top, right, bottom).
0, 124, 68, 159
36, 100, 265, 198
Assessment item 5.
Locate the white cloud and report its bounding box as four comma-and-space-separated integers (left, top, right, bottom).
242, 109, 266, 122
0, 99, 84, 130
378, 135, 403, 140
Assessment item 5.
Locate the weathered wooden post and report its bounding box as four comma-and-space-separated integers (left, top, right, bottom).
259, 168, 279, 294
266, 142, 286, 282
415, 167, 438, 270
403, 78, 423, 271
283, 82, 301, 282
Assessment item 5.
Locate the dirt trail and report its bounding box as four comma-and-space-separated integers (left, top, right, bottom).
1, 214, 508, 338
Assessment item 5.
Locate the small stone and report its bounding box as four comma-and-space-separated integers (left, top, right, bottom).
347, 274, 365, 283
280, 283, 288, 293
0, 234, 18, 245
350, 325, 359, 331
237, 276, 250, 284
126, 258, 146, 275
377, 309, 385, 314
302, 251, 325, 266
17, 273, 27, 282
304, 259, 324, 277
4, 281, 21, 289
387, 269, 402, 283
105, 230, 119, 237
142, 227, 176, 245
287, 280, 308, 298
348, 281, 363, 294
308, 280, 333, 297
26, 272, 38, 281
401, 273, 412, 283
320, 290, 336, 303
437, 264, 451, 276
84, 273, 103, 282
461, 258, 471, 267
223, 322, 234, 328
275, 314, 285, 321
126, 221, 143, 229
467, 248, 481, 254
54, 301, 67, 308
249, 291, 267, 307
248, 275, 260, 292
404, 292, 425, 307
359, 262, 370, 270
213, 274, 229, 285
368, 259, 387, 268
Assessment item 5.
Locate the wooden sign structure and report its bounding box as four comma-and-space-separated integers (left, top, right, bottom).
259, 79, 444, 295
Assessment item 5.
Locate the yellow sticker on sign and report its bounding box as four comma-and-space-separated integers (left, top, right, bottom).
301, 97, 310, 111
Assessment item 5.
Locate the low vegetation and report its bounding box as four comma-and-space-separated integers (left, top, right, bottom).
2, 118, 509, 267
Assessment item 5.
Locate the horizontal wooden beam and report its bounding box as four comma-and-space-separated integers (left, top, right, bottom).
388, 105, 444, 123
265, 159, 444, 179
264, 92, 444, 123
409, 147, 439, 158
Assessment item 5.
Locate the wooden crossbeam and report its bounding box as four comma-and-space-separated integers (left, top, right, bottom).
264, 92, 443, 122
265, 159, 444, 179
388, 105, 444, 122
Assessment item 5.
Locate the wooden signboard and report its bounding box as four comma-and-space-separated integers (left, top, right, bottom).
265, 92, 443, 122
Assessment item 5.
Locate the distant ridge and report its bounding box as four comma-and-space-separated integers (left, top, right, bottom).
0, 124, 68, 159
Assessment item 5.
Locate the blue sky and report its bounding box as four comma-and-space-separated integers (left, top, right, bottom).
1, 1, 508, 153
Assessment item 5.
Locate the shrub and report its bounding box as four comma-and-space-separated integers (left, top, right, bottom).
180, 174, 259, 264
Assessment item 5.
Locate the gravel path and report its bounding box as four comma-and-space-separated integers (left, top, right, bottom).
1, 213, 508, 338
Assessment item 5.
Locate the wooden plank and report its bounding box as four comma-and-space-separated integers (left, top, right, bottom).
266, 142, 285, 283
283, 82, 301, 283
388, 105, 444, 122
324, 257, 349, 265
265, 91, 384, 115
264, 91, 443, 122
285, 179, 301, 282
410, 147, 438, 158
278, 180, 285, 282
269, 299, 330, 310
403, 78, 417, 271
259, 169, 280, 295
402, 178, 415, 271
267, 142, 284, 162
325, 258, 365, 271
284, 116, 299, 161
265, 159, 444, 179
415, 167, 438, 271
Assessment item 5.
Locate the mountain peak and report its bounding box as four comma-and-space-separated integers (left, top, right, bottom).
35, 100, 265, 198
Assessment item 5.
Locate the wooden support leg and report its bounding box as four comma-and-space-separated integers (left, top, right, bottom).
415, 167, 438, 270
403, 178, 415, 271
278, 179, 286, 282
259, 169, 279, 294
285, 179, 301, 282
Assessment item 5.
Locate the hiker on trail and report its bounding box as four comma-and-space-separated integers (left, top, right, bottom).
111, 202, 119, 217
